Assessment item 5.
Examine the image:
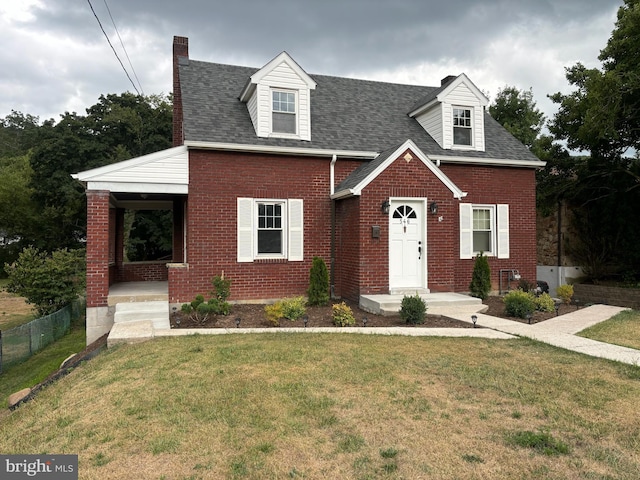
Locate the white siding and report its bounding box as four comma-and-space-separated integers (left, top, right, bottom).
415, 107, 443, 147
441, 82, 485, 152
252, 60, 312, 141
247, 90, 258, 133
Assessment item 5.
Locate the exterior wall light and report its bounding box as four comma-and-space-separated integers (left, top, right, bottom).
430, 201, 438, 215
381, 200, 390, 214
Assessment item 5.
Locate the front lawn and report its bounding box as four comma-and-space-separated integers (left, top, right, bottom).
1, 334, 639, 479
578, 309, 640, 350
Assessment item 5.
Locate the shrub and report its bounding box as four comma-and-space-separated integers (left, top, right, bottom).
503, 290, 536, 319
4, 247, 86, 316
469, 252, 491, 300
556, 284, 574, 305
399, 294, 427, 325
517, 278, 536, 293
307, 256, 330, 306
264, 303, 283, 327
210, 274, 231, 302
280, 297, 306, 321
207, 297, 230, 316
332, 302, 355, 326
534, 292, 555, 312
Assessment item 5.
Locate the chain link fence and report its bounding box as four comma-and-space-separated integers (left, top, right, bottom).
0, 298, 85, 373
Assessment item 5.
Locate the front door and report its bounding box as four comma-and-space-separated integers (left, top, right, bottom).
389, 200, 425, 291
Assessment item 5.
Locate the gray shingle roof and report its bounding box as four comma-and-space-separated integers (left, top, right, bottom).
179, 59, 540, 164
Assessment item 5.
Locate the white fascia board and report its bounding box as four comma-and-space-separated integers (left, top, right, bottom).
73, 145, 188, 181
408, 98, 439, 118
350, 139, 466, 199
330, 188, 358, 200
429, 155, 546, 168
252, 52, 317, 89
184, 140, 378, 159
86, 181, 188, 194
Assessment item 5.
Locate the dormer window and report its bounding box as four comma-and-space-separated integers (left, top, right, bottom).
272, 90, 296, 134
453, 107, 472, 146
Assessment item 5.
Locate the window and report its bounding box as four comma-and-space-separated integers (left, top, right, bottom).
272, 90, 296, 134
472, 207, 492, 253
460, 204, 509, 259
238, 198, 303, 262
453, 107, 472, 146
257, 202, 283, 254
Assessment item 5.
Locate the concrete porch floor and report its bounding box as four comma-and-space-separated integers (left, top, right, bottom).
108, 281, 168, 305
359, 292, 487, 316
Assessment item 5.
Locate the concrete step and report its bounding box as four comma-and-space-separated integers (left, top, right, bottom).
360, 293, 486, 316
114, 301, 170, 330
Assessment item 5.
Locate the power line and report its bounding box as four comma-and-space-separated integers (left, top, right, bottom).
86, 0, 141, 96
102, 0, 144, 95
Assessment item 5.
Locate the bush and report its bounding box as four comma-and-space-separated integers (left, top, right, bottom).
307, 256, 330, 306
332, 302, 355, 326
399, 294, 427, 325
534, 292, 555, 312
210, 274, 231, 302
180, 275, 232, 323
556, 284, 574, 305
280, 297, 306, 321
4, 247, 86, 316
264, 303, 283, 327
469, 252, 491, 300
517, 278, 536, 293
503, 290, 536, 319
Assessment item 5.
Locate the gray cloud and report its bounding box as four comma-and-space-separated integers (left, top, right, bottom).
0, 0, 622, 123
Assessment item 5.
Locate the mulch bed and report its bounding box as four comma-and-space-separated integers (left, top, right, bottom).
170, 296, 580, 329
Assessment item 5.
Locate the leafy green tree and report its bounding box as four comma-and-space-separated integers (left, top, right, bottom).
5, 247, 86, 315
548, 0, 640, 276
489, 86, 545, 149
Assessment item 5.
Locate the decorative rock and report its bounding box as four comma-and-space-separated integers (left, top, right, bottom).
8, 388, 31, 409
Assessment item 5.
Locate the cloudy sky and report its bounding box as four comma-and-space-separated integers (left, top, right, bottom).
0, 0, 622, 127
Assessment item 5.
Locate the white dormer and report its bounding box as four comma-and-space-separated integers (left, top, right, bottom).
239, 52, 316, 141
409, 74, 489, 152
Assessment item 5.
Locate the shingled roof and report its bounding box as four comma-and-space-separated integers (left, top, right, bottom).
178, 58, 542, 164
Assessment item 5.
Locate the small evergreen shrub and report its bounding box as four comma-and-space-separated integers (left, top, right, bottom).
517, 278, 536, 293
264, 303, 283, 327
534, 292, 555, 312
280, 297, 306, 321
332, 302, 355, 326
469, 252, 491, 300
399, 294, 427, 325
503, 290, 536, 318
207, 297, 230, 315
180, 275, 232, 323
556, 284, 574, 305
210, 274, 231, 302
307, 256, 330, 306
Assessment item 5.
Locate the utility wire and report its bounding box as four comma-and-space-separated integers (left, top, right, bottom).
102, 0, 144, 95
86, 0, 141, 96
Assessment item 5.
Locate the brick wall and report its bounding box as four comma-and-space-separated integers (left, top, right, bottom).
178, 149, 539, 303
172, 36, 188, 147
86, 190, 111, 308
116, 262, 169, 282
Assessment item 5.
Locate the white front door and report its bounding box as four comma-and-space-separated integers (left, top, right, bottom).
389, 200, 425, 291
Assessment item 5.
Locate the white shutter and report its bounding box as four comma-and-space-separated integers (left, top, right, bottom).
237, 198, 253, 262
459, 203, 473, 259
288, 199, 304, 261
497, 204, 510, 259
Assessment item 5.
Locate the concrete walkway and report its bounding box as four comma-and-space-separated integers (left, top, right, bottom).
108, 304, 640, 365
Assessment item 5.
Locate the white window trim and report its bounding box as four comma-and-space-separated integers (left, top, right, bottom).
237, 198, 304, 262
460, 203, 509, 259
270, 88, 298, 138
452, 106, 474, 149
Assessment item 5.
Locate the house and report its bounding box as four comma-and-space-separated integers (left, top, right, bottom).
73, 36, 544, 344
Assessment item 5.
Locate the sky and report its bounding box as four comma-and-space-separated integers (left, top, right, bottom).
0, 0, 623, 128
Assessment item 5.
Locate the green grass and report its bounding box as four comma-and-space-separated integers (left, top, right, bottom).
1, 334, 640, 479
578, 309, 640, 350
0, 321, 86, 406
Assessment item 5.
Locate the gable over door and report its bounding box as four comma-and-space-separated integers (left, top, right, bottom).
389, 199, 426, 292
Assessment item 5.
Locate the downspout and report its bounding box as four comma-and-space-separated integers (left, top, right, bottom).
330, 154, 337, 299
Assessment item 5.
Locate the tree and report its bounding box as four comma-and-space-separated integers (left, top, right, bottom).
548, 0, 640, 277
489, 86, 545, 149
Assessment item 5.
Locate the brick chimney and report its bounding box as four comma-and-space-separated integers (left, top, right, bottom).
173, 36, 189, 147
440, 75, 457, 87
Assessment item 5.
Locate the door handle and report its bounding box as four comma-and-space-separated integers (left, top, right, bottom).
418, 241, 422, 260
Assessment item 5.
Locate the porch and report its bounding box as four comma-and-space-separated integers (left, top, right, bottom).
108, 281, 168, 305
359, 292, 487, 316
